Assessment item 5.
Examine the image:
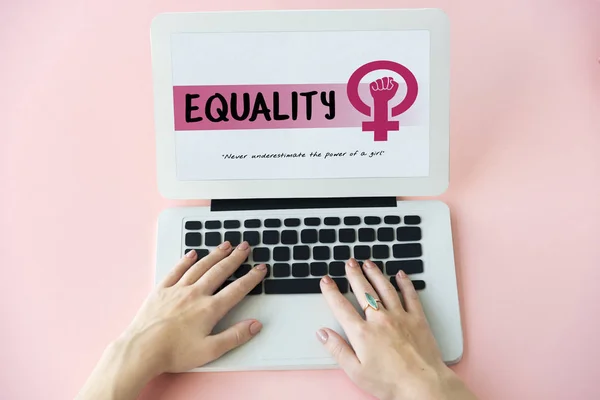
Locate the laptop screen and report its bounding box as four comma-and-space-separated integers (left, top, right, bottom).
170, 30, 430, 182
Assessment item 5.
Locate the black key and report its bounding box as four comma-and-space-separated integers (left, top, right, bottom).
318, 229, 336, 244
301, 229, 318, 244
185, 232, 202, 247
224, 231, 241, 247
185, 248, 209, 259
281, 230, 298, 245
243, 231, 260, 246
344, 216, 361, 225
263, 230, 280, 245
339, 229, 356, 243
310, 262, 328, 276
253, 247, 270, 262
373, 261, 384, 271
256, 264, 271, 278
386, 260, 424, 275
292, 263, 310, 277
224, 220, 240, 229
248, 283, 263, 295
284, 218, 301, 227
396, 227, 422, 241
358, 228, 376, 242
329, 261, 346, 276
404, 215, 421, 225
372, 245, 390, 259
390, 277, 425, 291
324, 217, 341, 226
384, 215, 401, 224
377, 227, 395, 242
354, 245, 371, 260
234, 264, 252, 278
244, 219, 261, 228
293, 246, 310, 260
313, 246, 330, 261
392, 243, 422, 258
304, 217, 321, 226
265, 278, 348, 294
364, 216, 381, 225
185, 221, 202, 230
273, 263, 291, 277
273, 246, 290, 261
205, 232, 221, 246
205, 220, 222, 229
264, 219, 282, 228
334, 246, 351, 260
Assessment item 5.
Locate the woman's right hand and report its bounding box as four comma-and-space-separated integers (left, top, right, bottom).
317, 258, 477, 400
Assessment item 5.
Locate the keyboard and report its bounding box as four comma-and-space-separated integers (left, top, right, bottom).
183, 214, 425, 295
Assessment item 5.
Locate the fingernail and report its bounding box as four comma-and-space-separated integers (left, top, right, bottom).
364, 260, 375, 269
249, 321, 262, 335
237, 241, 249, 250
185, 249, 196, 258
316, 329, 328, 343
398, 270, 406, 278
322, 275, 332, 284
347, 258, 358, 268
219, 241, 231, 250
255, 264, 267, 271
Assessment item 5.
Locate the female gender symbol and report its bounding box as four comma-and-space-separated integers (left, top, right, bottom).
346, 60, 419, 141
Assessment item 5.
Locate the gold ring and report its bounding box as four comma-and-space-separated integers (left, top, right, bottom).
363, 292, 382, 312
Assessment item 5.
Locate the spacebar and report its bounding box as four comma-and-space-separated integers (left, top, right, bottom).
264, 278, 348, 294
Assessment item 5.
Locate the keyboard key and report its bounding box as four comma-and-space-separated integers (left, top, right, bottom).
386, 260, 424, 275
313, 246, 330, 260
243, 231, 260, 246
249, 283, 263, 295
304, 217, 321, 226
244, 219, 261, 228
293, 246, 310, 260
185, 221, 202, 230
205, 232, 221, 246
273, 263, 291, 277
404, 215, 421, 225
256, 263, 271, 278
344, 216, 361, 225
377, 227, 395, 242
281, 230, 298, 245
263, 230, 280, 245
224, 220, 240, 229
185, 248, 209, 259
273, 246, 290, 261
397, 227, 422, 241
324, 217, 341, 226
358, 228, 376, 242
265, 278, 348, 294
224, 231, 241, 247
354, 245, 371, 260
339, 229, 356, 243
185, 232, 202, 247
319, 229, 336, 244
205, 220, 222, 229
390, 277, 425, 291
284, 218, 301, 227
364, 216, 381, 225
329, 261, 346, 276
264, 218, 282, 228
384, 215, 401, 224
373, 261, 384, 271
310, 262, 328, 276
334, 246, 351, 260
301, 229, 318, 244
292, 263, 310, 277
372, 245, 390, 259
253, 247, 270, 262
234, 264, 252, 278
392, 243, 422, 258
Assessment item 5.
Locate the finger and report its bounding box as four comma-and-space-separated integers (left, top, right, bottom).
196, 241, 251, 293
395, 270, 425, 315
205, 319, 262, 361
345, 258, 382, 313
320, 275, 364, 332
178, 241, 234, 286
362, 260, 403, 311
316, 328, 361, 372
213, 264, 268, 317
382, 76, 390, 88
159, 250, 198, 287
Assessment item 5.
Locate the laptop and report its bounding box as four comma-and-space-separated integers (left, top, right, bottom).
150, 8, 463, 371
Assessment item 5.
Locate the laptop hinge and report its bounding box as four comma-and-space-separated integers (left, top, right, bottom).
210, 197, 397, 212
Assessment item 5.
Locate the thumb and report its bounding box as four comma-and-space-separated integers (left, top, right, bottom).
207, 319, 262, 360
316, 328, 361, 372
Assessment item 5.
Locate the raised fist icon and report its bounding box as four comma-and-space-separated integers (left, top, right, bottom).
369, 77, 399, 102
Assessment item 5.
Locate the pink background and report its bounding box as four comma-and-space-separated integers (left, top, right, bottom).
1, 1, 599, 399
